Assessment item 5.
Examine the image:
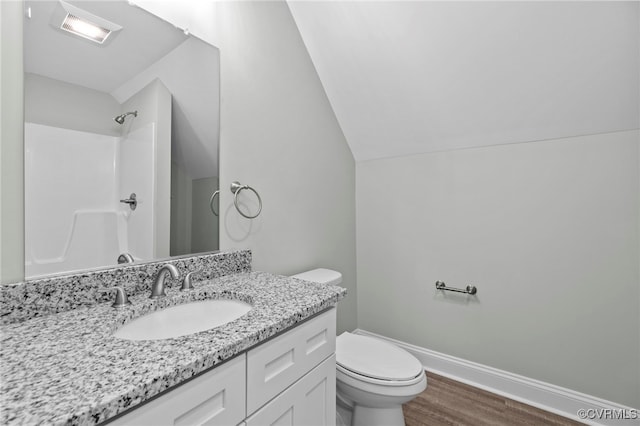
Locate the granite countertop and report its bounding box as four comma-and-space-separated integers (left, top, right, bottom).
0, 271, 346, 425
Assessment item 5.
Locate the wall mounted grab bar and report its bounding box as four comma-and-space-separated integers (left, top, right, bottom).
435, 280, 477, 295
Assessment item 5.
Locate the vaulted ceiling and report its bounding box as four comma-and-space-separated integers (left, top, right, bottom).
288, 1, 639, 162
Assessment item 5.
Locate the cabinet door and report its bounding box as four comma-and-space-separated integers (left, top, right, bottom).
247, 308, 336, 414
109, 354, 246, 426
246, 355, 336, 426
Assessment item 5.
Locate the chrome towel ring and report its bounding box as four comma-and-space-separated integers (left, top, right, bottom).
231, 181, 262, 219
209, 190, 220, 216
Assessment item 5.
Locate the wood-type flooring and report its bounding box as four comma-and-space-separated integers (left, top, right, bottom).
402, 372, 584, 426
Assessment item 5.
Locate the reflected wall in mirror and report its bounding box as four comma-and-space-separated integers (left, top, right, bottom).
23, 0, 220, 279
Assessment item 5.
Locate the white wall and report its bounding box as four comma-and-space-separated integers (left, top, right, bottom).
213, 1, 358, 333
112, 37, 220, 180
191, 176, 219, 253
170, 160, 193, 256
356, 130, 640, 407
0, 1, 24, 284
169, 172, 219, 256
24, 73, 121, 137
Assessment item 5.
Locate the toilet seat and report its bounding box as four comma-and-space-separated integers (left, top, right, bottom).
336, 364, 425, 387
336, 332, 424, 386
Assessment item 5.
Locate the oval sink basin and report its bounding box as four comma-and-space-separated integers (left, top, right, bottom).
113, 299, 252, 341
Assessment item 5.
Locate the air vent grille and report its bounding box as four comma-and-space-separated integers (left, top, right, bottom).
61, 13, 111, 44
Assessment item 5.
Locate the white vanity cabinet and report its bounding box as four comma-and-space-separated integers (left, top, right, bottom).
108, 353, 246, 426
246, 355, 336, 426
246, 307, 336, 413
246, 307, 336, 425
109, 308, 337, 426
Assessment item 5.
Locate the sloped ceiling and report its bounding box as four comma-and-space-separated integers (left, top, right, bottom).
288, 1, 639, 162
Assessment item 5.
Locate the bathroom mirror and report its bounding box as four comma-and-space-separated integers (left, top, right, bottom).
23, 0, 220, 279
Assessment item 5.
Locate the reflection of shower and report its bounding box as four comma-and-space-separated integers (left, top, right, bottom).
114, 111, 138, 124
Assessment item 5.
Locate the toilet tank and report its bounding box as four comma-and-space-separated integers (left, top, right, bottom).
291, 268, 342, 286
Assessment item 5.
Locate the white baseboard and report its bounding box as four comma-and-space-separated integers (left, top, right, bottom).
353, 329, 638, 426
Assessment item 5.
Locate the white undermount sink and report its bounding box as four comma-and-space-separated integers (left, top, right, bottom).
113, 299, 252, 341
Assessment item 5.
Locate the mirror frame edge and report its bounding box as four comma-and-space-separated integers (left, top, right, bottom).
0, 0, 26, 285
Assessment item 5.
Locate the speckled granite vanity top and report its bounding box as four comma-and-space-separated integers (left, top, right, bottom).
0, 271, 346, 425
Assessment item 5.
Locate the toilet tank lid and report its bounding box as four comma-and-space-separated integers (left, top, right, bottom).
336, 332, 424, 382
291, 268, 343, 286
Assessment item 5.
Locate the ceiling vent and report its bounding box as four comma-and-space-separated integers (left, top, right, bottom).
51, 1, 122, 45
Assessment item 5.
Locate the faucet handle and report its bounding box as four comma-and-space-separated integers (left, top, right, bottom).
100, 286, 132, 308
181, 269, 203, 291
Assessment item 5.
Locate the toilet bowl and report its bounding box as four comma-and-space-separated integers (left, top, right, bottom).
291, 269, 427, 426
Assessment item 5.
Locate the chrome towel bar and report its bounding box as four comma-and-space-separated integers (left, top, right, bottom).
435, 281, 477, 295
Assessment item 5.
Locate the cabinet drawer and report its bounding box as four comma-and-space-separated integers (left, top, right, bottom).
109, 354, 246, 426
247, 308, 336, 414
246, 355, 336, 426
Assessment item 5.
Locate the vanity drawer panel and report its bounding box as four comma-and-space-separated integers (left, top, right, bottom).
246, 355, 336, 426
246, 308, 336, 415
109, 354, 246, 426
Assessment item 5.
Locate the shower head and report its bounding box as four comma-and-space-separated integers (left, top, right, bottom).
114, 111, 138, 124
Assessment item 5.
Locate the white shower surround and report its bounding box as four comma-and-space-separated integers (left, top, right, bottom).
24, 122, 156, 278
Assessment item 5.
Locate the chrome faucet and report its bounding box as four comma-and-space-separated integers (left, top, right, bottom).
150, 264, 180, 299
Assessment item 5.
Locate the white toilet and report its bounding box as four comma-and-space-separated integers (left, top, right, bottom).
291, 269, 427, 426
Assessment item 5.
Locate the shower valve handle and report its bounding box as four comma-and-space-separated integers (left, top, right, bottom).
120, 193, 137, 210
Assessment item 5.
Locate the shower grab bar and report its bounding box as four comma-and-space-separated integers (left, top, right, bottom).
435, 281, 477, 295
230, 181, 262, 219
